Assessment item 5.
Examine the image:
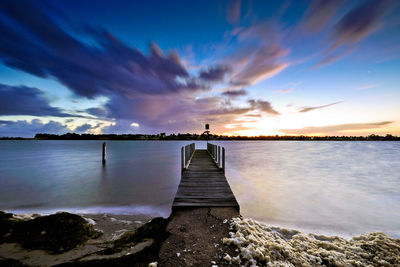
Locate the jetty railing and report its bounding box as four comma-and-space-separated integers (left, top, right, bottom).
207, 143, 225, 172
181, 143, 195, 172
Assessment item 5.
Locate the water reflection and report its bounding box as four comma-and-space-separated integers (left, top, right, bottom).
212, 141, 400, 237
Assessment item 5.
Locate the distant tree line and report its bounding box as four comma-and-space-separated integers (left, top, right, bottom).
1, 133, 398, 141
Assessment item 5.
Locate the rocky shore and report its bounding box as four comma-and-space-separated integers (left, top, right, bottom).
1, 209, 400, 266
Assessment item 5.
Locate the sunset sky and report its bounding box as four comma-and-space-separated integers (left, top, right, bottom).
0, 0, 399, 137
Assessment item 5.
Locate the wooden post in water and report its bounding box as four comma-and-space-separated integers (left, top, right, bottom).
222, 147, 225, 173
102, 142, 106, 165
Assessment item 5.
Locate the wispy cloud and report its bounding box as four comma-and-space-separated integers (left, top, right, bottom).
301, 0, 344, 34
299, 101, 342, 113
357, 84, 378, 91
224, 23, 289, 87
319, 0, 394, 66
207, 99, 279, 117
314, 50, 351, 68
226, 0, 241, 24
275, 89, 293, 94
287, 81, 302, 87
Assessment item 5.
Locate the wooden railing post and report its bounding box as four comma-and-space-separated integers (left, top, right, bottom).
183, 143, 196, 170
181, 146, 184, 172
218, 146, 221, 167
222, 147, 225, 173
213, 145, 215, 159
102, 142, 106, 165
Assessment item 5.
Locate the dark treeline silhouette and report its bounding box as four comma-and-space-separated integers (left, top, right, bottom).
1, 133, 399, 141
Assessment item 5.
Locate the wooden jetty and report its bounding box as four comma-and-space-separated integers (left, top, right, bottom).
172, 143, 239, 211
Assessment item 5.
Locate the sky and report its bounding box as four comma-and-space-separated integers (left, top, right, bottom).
0, 0, 399, 137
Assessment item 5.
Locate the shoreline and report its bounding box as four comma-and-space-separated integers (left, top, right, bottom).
1, 209, 400, 266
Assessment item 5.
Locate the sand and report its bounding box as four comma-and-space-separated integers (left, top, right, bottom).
158, 207, 240, 266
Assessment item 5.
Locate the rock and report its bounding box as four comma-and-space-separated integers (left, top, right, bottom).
0, 211, 16, 244
1, 211, 102, 254
0, 258, 30, 267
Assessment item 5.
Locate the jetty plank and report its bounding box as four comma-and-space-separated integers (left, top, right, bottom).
172, 149, 239, 211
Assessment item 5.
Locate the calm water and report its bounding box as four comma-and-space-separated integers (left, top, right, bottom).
0, 140, 399, 237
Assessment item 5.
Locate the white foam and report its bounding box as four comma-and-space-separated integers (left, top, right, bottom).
83, 217, 96, 225
111, 229, 128, 241
12, 213, 41, 221
7, 204, 168, 218
222, 217, 400, 266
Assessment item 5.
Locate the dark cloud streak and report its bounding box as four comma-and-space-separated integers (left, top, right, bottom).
330, 0, 391, 51
222, 89, 247, 98
199, 65, 230, 82
74, 123, 93, 133
0, 83, 69, 117
0, 119, 70, 138
318, 0, 394, 66
302, 0, 344, 34
248, 99, 280, 115
0, 0, 213, 133
299, 101, 342, 113
0, 0, 202, 99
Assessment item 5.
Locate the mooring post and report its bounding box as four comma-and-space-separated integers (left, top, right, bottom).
222, 147, 225, 173
102, 142, 106, 165
181, 146, 184, 173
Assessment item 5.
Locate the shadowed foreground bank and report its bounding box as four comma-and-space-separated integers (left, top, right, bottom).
0, 209, 238, 267
1, 210, 400, 266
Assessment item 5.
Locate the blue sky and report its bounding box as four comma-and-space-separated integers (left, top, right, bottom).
0, 0, 399, 137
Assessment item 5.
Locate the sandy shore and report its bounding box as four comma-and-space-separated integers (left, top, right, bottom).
1, 210, 400, 266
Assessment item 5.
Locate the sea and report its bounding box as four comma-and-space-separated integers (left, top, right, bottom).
0, 140, 399, 238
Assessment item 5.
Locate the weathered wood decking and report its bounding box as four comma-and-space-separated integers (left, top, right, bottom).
172, 148, 239, 211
